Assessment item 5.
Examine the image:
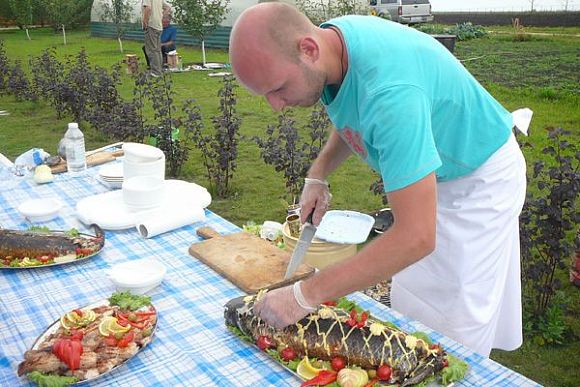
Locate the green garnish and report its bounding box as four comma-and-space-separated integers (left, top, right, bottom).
108, 291, 152, 311
410, 331, 433, 345
27, 371, 78, 387
227, 325, 252, 342
65, 228, 80, 237
441, 354, 469, 385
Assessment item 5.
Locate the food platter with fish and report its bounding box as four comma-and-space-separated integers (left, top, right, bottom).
225, 292, 468, 386
0, 225, 104, 269
18, 291, 158, 386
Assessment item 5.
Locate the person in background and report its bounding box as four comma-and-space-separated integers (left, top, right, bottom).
229, 2, 527, 357
143, 15, 177, 69
142, 0, 171, 77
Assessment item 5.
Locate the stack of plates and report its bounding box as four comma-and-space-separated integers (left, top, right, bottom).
98, 163, 124, 189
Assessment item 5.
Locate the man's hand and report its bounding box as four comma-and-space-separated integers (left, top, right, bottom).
300, 178, 331, 226
253, 286, 311, 329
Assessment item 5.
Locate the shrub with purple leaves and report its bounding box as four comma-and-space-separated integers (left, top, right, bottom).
254, 103, 330, 203
29, 48, 66, 118
0, 40, 9, 96
519, 127, 579, 338
188, 75, 241, 197
7, 61, 37, 102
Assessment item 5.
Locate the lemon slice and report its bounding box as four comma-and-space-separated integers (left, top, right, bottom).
60, 314, 76, 329
296, 356, 323, 380
98, 316, 130, 336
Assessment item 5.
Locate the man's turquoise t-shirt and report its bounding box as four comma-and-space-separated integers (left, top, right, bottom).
320, 16, 513, 192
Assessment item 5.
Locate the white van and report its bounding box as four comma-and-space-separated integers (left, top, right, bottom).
370, 0, 434, 24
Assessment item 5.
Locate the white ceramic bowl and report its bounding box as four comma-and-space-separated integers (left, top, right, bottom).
122, 176, 165, 210
107, 258, 166, 294
18, 198, 63, 222
123, 153, 166, 181
122, 142, 164, 163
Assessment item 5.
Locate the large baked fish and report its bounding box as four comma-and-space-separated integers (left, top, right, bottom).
0, 225, 104, 268
225, 294, 448, 386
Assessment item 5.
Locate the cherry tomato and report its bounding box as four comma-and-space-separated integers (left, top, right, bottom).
280, 347, 297, 362
442, 358, 449, 368
330, 355, 346, 371
256, 335, 273, 351
377, 364, 392, 381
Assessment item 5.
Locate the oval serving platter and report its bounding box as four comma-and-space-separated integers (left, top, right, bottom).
19, 295, 158, 385
0, 224, 105, 269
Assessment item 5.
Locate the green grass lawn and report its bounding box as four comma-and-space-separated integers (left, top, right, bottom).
1, 26, 579, 386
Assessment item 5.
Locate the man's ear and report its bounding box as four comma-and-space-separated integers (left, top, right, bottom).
298, 37, 320, 63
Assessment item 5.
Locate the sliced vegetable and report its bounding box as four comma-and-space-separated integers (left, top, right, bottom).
301, 369, 337, 387
27, 371, 78, 387
337, 368, 369, 387
51, 337, 83, 371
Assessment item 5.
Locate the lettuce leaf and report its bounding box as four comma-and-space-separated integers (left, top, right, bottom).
27, 371, 78, 387
441, 354, 469, 385
108, 291, 151, 311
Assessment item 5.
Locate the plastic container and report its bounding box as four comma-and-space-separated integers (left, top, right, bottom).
107, 259, 166, 294
64, 123, 86, 174
18, 198, 63, 222
282, 222, 357, 269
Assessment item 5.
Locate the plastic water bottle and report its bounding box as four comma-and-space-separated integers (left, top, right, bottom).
64, 122, 86, 174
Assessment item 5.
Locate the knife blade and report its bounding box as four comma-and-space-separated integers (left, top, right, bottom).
284, 212, 316, 280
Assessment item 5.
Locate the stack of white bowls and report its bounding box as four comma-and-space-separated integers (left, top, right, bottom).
122, 143, 166, 180
122, 143, 166, 210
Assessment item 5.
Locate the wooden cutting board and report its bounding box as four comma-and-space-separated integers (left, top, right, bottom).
50, 150, 124, 174
189, 227, 315, 293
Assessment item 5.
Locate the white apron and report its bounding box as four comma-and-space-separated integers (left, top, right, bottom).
391, 133, 527, 356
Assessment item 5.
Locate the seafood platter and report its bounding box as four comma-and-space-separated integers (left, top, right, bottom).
0, 225, 105, 269
225, 292, 468, 386
18, 291, 158, 386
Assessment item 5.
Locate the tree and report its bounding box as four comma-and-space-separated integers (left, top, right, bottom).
171, 0, 230, 66
100, 0, 135, 53
9, 0, 34, 40
43, 0, 93, 44
295, 0, 368, 25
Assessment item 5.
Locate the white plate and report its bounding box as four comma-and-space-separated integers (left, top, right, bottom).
315, 210, 375, 244
122, 143, 164, 162
18, 198, 62, 222
76, 179, 211, 230
98, 163, 123, 179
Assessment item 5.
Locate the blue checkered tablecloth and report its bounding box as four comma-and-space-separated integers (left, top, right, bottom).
0, 165, 540, 386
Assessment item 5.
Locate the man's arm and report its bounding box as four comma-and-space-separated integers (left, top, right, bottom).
142, 6, 151, 30
302, 172, 437, 304
307, 130, 352, 180
300, 130, 352, 224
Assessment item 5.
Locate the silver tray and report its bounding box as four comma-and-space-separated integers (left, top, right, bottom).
25, 299, 158, 385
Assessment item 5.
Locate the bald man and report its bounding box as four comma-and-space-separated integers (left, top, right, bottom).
230, 3, 527, 357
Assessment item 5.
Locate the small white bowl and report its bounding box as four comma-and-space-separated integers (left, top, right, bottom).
18, 198, 63, 222
107, 259, 166, 294
122, 176, 165, 210
122, 143, 164, 163
123, 154, 166, 181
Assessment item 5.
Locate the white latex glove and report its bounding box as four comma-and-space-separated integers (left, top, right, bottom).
253, 285, 311, 329
300, 178, 331, 226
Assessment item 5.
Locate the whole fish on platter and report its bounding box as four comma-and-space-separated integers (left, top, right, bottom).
225, 293, 467, 386
18, 292, 157, 386
0, 225, 104, 268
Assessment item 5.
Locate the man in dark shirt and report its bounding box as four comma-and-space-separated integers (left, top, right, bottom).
143, 15, 177, 68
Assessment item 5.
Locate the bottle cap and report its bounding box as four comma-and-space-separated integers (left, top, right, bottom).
68, 122, 78, 129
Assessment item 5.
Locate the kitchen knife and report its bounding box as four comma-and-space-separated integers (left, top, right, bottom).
284, 211, 316, 280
